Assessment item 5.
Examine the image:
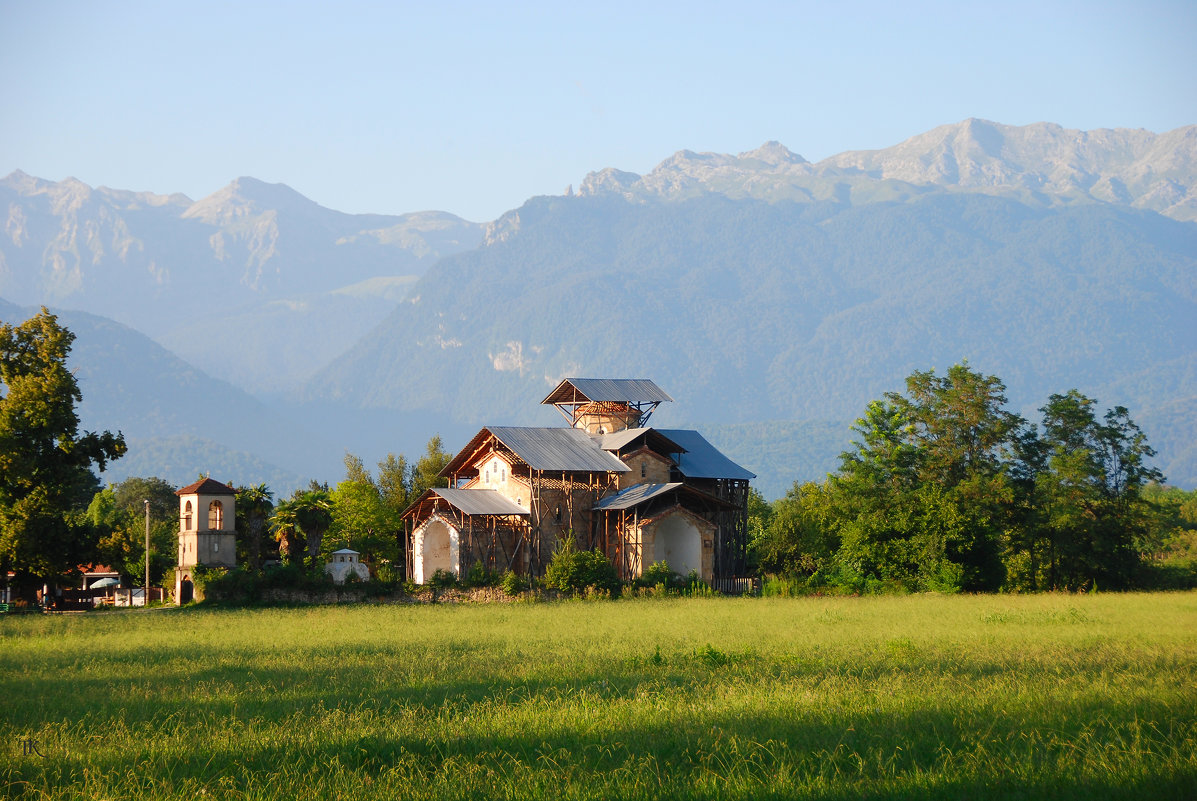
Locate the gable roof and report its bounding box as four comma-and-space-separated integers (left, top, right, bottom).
176, 477, 237, 496
403, 488, 530, 520
541, 378, 673, 406
592, 481, 735, 512
592, 482, 685, 510
443, 426, 630, 476
657, 429, 756, 480
594, 427, 685, 456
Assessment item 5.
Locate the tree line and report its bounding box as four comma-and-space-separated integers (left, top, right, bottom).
3, 310, 1194, 599
749, 363, 1197, 593
0, 308, 452, 600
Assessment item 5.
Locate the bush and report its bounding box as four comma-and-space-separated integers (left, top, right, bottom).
635, 561, 682, 590
545, 534, 620, 596
463, 561, 501, 588
428, 568, 457, 590
500, 569, 528, 596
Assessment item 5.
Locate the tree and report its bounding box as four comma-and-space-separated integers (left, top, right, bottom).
235, 484, 273, 571
377, 453, 411, 514
289, 489, 333, 567
328, 453, 401, 566
411, 435, 451, 498
750, 482, 837, 576
1032, 391, 1164, 589
826, 364, 1020, 591
0, 309, 125, 593
87, 477, 178, 586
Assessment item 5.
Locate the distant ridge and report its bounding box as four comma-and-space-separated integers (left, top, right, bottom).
577, 120, 1197, 221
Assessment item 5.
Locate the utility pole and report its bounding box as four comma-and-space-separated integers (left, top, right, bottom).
144, 499, 151, 607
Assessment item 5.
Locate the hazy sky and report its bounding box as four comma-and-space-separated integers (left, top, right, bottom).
2, 0, 1193, 221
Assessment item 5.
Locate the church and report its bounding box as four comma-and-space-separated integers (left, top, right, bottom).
401, 379, 754, 588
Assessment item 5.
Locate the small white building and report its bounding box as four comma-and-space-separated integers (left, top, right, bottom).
325, 549, 370, 584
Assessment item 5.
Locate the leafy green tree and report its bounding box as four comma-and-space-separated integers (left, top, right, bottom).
828, 364, 1020, 591
235, 484, 273, 571
1032, 391, 1164, 589
377, 453, 411, 514
751, 482, 837, 576
328, 453, 401, 565
87, 477, 177, 586
411, 435, 451, 498
0, 309, 125, 593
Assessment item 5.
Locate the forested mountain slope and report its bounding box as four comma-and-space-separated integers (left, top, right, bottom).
309, 191, 1197, 488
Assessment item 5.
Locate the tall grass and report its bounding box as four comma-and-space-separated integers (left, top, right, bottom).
2, 593, 1195, 799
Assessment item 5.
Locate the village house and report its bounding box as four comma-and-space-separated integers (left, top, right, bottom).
401, 379, 755, 588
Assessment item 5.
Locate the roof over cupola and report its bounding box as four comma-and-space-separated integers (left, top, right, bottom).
176, 477, 237, 496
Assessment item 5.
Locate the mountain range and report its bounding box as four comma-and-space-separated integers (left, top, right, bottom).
2, 119, 1194, 498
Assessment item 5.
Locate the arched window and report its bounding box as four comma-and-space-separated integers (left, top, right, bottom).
184, 501, 192, 530
208, 500, 223, 530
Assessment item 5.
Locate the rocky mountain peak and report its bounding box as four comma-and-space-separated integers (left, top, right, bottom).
738, 141, 807, 165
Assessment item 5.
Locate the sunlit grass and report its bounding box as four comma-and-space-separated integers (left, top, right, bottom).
2, 593, 1195, 799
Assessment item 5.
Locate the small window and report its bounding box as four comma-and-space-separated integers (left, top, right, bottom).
213, 542, 219, 552
641, 462, 647, 478
184, 500, 192, 530
555, 506, 562, 523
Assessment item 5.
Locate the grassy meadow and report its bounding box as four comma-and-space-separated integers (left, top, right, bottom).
2, 593, 1195, 800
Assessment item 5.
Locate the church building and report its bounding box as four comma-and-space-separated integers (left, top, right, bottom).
401, 379, 754, 587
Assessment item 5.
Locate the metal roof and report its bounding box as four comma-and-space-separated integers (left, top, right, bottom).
592, 483, 684, 511
486, 427, 630, 473
429, 488, 529, 516
657, 429, 757, 480
593, 427, 685, 455
541, 378, 674, 406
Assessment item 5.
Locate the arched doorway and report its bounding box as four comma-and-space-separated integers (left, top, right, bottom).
653, 514, 702, 577
179, 578, 194, 604
416, 519, 456, 584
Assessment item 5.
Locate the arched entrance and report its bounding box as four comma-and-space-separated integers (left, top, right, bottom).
179, 579, 194, 604
653, 514, 702, 577
416, 519, 456, 584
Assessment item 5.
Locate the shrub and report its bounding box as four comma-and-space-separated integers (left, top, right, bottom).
428, 568, 457, 590
463, 562, 501, 588
500, 569, 528, 596
635, 561, 682, 590
545, 534, 620, 596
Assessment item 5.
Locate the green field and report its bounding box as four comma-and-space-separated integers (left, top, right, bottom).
3, 593, 1195, 800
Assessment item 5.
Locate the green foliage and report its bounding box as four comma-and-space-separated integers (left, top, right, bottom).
756, 364, 1172, 594
500, 569, 528, 596
462, 561, 501, 588
328, 453, 401, 566
88, 476, 178, 586
544, 534, 620, 596
235, 483, 274, 571
0, 309, 126, 587
427, 568, 457, 590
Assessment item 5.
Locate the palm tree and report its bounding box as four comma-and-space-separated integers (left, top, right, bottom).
235, 484, 273, 571
290, 489, 333, 567
269, 499, 303, 567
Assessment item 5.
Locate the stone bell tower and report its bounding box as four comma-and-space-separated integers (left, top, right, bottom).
175, 477, 237, 603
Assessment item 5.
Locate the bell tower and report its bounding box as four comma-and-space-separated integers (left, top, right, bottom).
174, 477, 237, 603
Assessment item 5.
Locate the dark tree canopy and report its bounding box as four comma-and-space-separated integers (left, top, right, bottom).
1, 308, 125, 585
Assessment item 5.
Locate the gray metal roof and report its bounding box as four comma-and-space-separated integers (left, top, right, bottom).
541, 378, 673, 406
487, 427, 630, 473
657, 429, 757, 480
430, 488, 529, 516
593, 483, 684, 511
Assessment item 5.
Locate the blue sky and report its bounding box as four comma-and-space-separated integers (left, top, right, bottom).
2, 0, 1193, 221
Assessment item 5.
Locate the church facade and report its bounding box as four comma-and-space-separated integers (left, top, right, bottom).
401, 379, 754, 586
